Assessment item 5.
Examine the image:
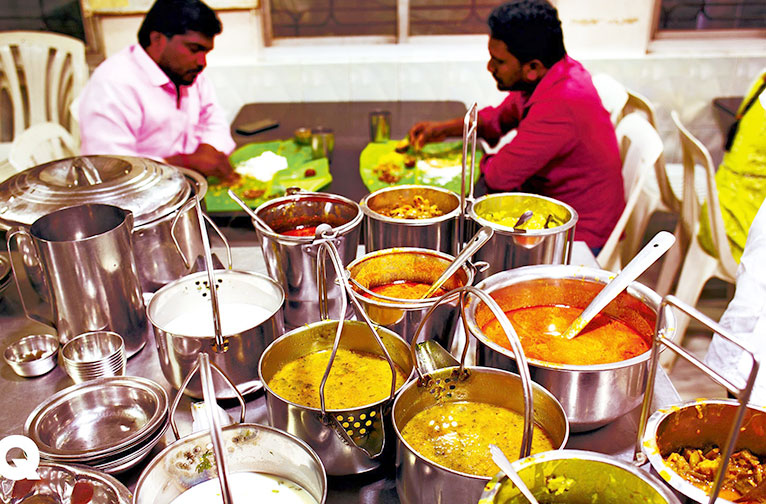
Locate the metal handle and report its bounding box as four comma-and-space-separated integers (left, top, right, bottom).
409, 284, 535, 459
171, 197, 233, 271
459, 102, 479, 248
70, 157, 103, 185
633, 295, 759, 504
6, 228, 55, 328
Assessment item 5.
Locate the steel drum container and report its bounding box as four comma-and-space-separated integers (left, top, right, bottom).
346, 247, 477, 345
147, 270, 285, 399
464, 265, 676, 432
252, 191, 363, 328
478, 450, 681, 504
467, 193, 577, 280
642, 400, 766, 504
360, 185, 461, 255
259, 319, 414, 476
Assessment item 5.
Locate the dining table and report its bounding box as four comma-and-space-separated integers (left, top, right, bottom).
0, 234, 683, 503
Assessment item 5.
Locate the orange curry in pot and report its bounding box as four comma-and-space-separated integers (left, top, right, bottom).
477, 278, 655, 366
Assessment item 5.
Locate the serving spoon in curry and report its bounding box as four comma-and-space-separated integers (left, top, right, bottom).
489, 444, 540, 504
560, 231, 676, 340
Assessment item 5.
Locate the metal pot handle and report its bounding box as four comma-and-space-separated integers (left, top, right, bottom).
409, 285, 535, 459
171, 197, 233, 270
168, 353, 246, 440
6, 228, 55, 328
459, 102, 479, 247
633, 295, 759, 504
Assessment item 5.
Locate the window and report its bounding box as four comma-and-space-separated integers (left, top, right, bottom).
657, 0, 765, 31
0, 0, 85, 41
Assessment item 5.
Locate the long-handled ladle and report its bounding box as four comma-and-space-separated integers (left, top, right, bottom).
489, 444, 539, 504
227, 189, 275, 232
560, 230, 676, 340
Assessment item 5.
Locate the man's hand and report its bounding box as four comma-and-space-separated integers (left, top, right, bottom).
167, 144, 240, 183
408, 119, 464, 150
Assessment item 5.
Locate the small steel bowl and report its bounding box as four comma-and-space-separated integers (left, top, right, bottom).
3, 334, 59, 377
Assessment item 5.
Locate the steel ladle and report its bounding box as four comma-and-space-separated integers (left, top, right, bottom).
560, 230, 676, 340
227, 189, 275, 232
489, 444, 539, 504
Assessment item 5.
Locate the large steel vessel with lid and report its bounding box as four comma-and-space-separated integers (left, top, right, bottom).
0, 155, 225, 293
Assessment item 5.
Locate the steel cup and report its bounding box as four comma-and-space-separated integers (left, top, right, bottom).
369, 110, 392, 142
311, 127, 335, 163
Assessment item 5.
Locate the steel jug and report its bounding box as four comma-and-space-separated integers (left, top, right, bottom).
7, 204, 150, 357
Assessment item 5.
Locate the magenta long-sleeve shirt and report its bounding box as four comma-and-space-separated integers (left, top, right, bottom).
79, 44, 235, 161
478, 56, 624, 249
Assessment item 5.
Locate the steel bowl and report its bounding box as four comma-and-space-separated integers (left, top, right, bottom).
361, 185, 461, 255
464, 264, 676, 432
346, 247, 476, 345
134, 423, 327, 504
393, 366, 569, 504
3, 333, 59, 377
467, 193, 577, 280
24, 376, 168, 461
61, 330, 126, 383
478, 449, 682, 503
642, 399, 766, 503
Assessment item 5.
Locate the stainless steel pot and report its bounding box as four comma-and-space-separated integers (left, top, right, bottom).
0, 155, 230, 294
478, 449, 681, 504
259, 319, 414, 476
360, 185, 461, 255
346, 247, 476, 345
252, 190, 363, 328
467, 192, 577, 280
464, 264, 676, 432
147, 270, 285, 399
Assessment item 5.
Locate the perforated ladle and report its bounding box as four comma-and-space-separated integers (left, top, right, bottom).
560, 231, 676, 340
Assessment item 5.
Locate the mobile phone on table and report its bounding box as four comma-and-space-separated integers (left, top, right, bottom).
235, 118, 279, 135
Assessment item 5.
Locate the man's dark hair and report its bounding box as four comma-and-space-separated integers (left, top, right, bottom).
488, 0, 566, 68
138, 0, 222, 48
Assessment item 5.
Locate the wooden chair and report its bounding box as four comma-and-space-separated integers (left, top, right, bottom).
597, 112, 664, 271
592, 73, 629, 126
661, 110, 737, 369
0, 31, 88, 153
8, 121, 79, 174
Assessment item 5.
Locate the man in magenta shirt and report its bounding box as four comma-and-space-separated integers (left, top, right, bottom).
409, 0, 623, 252
79, 0, 237, 182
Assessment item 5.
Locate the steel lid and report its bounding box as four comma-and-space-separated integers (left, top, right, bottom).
0, 155, 191, 228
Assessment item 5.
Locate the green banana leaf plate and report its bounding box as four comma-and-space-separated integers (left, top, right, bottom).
360, 139, 482, 194
204, 140, 332, 213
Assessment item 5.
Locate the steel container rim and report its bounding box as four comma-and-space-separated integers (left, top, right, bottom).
466, 264, 675, 372
467, 192, 578, 236
360, 184, 461, 226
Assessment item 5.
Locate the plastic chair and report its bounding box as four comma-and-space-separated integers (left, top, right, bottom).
662, 110, 737, 368
0, 31, 88, 149
596, 113, 664, 271
8, 121, 79, 173
592, 73, 629, 126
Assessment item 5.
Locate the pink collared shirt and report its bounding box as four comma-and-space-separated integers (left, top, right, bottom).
478, 56, 624, 249
79, 44, 235, 160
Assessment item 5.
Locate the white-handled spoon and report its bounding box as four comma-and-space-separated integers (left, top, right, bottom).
561, 230, 676, 340
489, 444, 539, 504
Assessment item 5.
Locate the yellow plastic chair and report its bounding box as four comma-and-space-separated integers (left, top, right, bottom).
0, 31, 88, 150
662, 110, 737, 369
8, 121, 79, 174
597, 112, 664, 271
592, 73, 629, 126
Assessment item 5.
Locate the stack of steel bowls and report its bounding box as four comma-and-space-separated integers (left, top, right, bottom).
24, 376, 169, 474
60, 331, 126, 383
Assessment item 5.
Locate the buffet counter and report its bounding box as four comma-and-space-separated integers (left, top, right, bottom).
0, 242, 681, 502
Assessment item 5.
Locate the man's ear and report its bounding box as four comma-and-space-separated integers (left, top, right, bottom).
148, 31, 167, 50
521, 60, 547, 83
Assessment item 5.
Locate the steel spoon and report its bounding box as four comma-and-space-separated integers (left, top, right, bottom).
489, 444, 539, 504
560, 230, 676, 340
227, 189, 274, 232
514, 210, 534, 229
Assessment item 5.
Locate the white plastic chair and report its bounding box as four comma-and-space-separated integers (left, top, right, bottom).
662, 110, 737, 368
8, 122, 79, 173
597, 113, 664, 271
0, 31, 88, 150
592, 73, 629, 126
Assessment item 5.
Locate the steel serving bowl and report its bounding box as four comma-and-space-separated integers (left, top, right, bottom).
393, 365, 569, 504
3, 333, 59, 377
464, 264, 676, 432
642, 399, 766, 504
24, 376, 168, 461
478, 449, 682, 504
361, 185, 461, 254
467, 193, 577, 280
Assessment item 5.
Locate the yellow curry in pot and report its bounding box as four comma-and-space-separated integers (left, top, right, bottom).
401, 401, 556, 477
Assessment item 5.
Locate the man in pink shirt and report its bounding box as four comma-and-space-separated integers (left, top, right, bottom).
409, 0, 623, 252
79, 0, 237, 182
